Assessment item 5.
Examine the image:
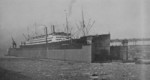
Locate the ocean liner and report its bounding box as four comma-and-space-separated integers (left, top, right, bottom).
8, 10, 110, 62
20, 25, 73, 49
19, 9, 93, 49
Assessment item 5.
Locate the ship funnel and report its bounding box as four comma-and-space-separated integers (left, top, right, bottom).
51, 25, 55, 34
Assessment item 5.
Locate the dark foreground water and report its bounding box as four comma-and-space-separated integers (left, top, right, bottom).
0, 67, 33, 80
0, 58, 150, 80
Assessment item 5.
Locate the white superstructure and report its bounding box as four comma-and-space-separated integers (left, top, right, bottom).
21, 32, 71, 45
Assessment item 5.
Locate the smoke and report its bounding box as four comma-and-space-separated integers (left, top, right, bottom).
68, 0, 76, 16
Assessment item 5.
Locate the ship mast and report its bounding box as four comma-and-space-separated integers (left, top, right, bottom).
81, 8, 86, 36
65, 10, 69, 37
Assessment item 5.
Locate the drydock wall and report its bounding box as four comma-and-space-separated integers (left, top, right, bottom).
92, 34, 110, 62
110, 45, 150, 61
46, 45, 91, 62
8, 45, 92, 62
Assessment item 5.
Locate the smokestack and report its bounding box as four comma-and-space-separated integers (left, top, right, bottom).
51, 25, 53, 33
51, 25, 55, 33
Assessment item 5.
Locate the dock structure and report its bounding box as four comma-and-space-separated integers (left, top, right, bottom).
8, 33, 150, 62
110, 38, 150, 61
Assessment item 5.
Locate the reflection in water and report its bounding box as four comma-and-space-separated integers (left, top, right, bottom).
140, 64, 146, 80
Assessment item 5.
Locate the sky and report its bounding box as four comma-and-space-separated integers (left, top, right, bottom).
0, 0, 150, 50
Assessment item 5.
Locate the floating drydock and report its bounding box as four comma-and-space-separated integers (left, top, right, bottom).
8, 34, 110, 63
8, 9, 111, 63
